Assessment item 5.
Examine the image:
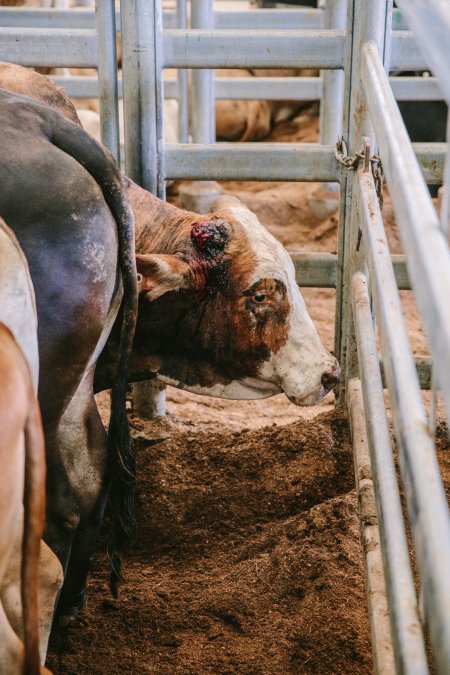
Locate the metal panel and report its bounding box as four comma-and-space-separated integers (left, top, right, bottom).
362, 43, 450, 424
351, 273, 428, 674
395, 0, 450, 106
164, 143, 340, 181
357, 169, 450, 672
163, 29, 345, 70
0, 27, 97, 67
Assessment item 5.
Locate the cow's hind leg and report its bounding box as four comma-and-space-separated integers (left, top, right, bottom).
52, 369, 109, 620
2, 514, 63, 663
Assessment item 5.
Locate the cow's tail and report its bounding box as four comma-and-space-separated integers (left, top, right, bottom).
48, 114, 138, 597
22, 391, 46, 675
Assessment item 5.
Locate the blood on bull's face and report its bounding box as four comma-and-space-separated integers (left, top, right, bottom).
133, 195, 339, 406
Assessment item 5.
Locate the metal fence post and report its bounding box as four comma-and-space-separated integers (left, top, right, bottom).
176, 0, 189, 144
180, 0, 221, 214
191, 0, 215, 144
319, 0, 346, 189
121, 0, 167, 417
95, 0, 120, 162
335, 0, 390, 398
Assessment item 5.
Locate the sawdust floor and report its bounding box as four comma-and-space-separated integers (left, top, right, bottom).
47, 109, 445, 674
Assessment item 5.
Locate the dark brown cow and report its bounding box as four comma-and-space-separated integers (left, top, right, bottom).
0, 85, 137, 620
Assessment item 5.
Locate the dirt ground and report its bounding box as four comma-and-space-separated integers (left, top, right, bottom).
46, 109, 446, 674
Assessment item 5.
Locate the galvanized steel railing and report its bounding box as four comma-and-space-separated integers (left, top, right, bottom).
1, 0, 449, 670
340, 0, 450, 671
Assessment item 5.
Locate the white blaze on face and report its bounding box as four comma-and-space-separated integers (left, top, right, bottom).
228, 202, 338, 406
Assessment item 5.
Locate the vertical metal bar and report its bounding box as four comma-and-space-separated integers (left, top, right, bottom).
121, 0, 166, 417
120, 0, 165, 195
191, 0, 215, 143
430, 112, 450, 436
334, 0, 390, 401
351, 274, 429, 674
95, 0, 120, 162
319, 0, 346, 190
176, 0, 189, 144
347, 378, 397, 675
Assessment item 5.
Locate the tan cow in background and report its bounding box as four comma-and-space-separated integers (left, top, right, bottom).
0, 219, 63, 673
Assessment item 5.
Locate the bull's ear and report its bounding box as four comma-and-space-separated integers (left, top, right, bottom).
136, 253, 192, 300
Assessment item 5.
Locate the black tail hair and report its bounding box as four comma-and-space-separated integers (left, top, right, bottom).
49, 111, 138, 597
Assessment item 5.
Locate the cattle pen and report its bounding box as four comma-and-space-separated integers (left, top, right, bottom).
1, 0, 450, 672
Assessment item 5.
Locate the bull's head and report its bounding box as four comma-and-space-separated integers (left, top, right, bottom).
133, 195, 339, 406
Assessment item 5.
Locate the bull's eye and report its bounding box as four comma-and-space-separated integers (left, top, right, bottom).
254, 293, 267, 303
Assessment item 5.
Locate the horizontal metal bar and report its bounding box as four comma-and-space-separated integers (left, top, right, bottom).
213, 8, 324, 30
379, 356, 432, 390
390, 31, 426, 72
0, 6, 408, 32
291, 252, 336, 287
356, 168, 450, 672
351, 274, 428, 674
362, 43, 450, 425
165, 143, 340, 181
50, 71, 445, 108
291, 252, 411, 290
0, 7, 102, 29
0, 7, 324, 30
50, 75, 179, 101
390, 76, 443, 101
0, 27, 97, 67
395, 0, 450, 107
214, 76, 323, 101
165, 142, 444, 184
163, 29, 345, 70
413, 142, 446, 184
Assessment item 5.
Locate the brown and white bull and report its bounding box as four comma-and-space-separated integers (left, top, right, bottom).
96, 189, 339, 406
0, 64, 339, 623
0, 218, 63, 673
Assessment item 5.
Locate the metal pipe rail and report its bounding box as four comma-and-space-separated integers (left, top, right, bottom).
0, 7, 325, 31
292, 251, 411, 291
362, 43, 450, 424
351, 273, 428, 673
48, 72, 443, 104
163, 141, 445, 183
356, 168, 450, 670
0, 26, 424, 72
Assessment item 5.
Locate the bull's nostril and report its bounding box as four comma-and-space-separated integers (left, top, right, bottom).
321, 365, 341, 392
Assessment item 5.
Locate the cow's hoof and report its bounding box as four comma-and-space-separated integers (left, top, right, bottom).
57, 614, 77, 629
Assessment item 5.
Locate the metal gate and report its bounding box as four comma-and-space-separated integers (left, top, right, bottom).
0, 0, 449, 671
